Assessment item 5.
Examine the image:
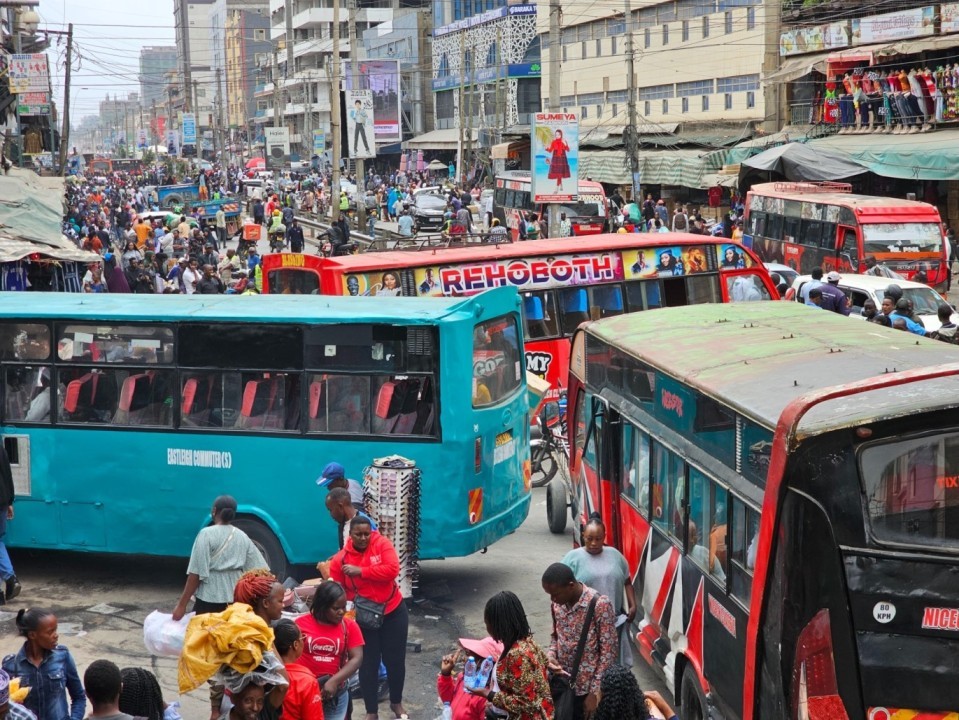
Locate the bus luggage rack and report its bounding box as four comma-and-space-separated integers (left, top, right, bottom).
365, 231, 514, 253
772, 181, 852, 194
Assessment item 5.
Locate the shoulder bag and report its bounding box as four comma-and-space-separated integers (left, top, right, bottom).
350, 577, 396, 630
549, 596, 597, 720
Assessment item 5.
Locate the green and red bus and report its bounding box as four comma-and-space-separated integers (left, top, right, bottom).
567, 301, 959, 720
261, 234, 778, 403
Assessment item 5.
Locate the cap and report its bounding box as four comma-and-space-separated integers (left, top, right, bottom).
316, 461, 346, 487
458, 637, 504, 660
826, 271, 842, 282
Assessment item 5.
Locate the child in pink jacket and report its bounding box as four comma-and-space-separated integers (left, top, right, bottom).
437, 637, 505, 720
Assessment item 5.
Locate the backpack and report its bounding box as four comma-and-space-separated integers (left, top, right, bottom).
674, 213, 687, 230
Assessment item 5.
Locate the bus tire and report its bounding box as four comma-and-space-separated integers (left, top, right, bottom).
546, 478, 568, 534
163, 194, 183, 209
233, 518, 288, 579
680, 663, 708, 720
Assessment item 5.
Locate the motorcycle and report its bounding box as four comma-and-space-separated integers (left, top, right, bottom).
530, 391, 567, 488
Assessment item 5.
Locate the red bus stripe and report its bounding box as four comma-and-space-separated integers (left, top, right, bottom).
651, 548, 680, 624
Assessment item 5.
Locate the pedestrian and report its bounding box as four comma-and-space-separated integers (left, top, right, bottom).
316, 462, 365, 512
119, 667, 181, 720
541, 563, 617, 720
329, 516, 408, 720
931, 304, 959, 343
819, 271, 850, 315
274, 620, 324, 720
465, 592, 553, 720
294, 581, 364, 720
2, 608, 86, 720
562, 515, 636, 660
438, 636, 503, 720
0, 667, 37, 720
0, 441, 20, 605
288, 219, 305, 253
799, 268, 824, 304
233, 570, 289, 720
592, 664, 678, 720
215, 207, 227, 250
397, 210, 414, 237
84, 659, 135, 720
196, 264, 225, 294
182, 259, 200, 295
172, 495, 266, 621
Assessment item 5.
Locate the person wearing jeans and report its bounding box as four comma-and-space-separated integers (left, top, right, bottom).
329, 515, 409, 720
0, 443, 20, 605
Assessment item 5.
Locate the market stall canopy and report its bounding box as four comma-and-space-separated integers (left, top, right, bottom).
0, 168, 101, 263
403, 128, 477, 150
741, 142, 868, 182
809, 128, 959, 181
427, 159, 448, 171
579, 147, 724, 188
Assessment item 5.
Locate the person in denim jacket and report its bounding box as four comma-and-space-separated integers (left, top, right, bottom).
2, 608, 85, 720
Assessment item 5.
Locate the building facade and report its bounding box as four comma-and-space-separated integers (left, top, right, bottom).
138, 47, 178, 110
225, 4, 272, 130
174, 0, 217, 133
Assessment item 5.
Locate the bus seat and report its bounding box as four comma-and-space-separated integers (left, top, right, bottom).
593, 286, 624, 316
524, 295, 550, 338
309, 380, 324, 419
114, 373, 152, 424
63, 373, 95, 415
236, 378, 270, 428
561, 289, 589, 334
375, 381, 397, 419
181, 378, 198, 415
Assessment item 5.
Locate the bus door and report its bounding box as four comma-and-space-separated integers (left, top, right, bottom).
838, 226, 860, 273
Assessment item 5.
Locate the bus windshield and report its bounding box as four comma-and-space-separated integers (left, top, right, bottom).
861, 432, 959, 549
862, 223, 942, 254
557, 199, 605, 218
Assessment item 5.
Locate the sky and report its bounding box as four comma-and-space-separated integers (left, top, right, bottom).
38, 0, 177, 121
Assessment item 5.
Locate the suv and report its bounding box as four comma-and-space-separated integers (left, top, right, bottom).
412, 193, 447, 232
789, 273, 956, 331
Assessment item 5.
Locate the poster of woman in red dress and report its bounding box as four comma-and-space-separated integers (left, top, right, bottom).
546, 130, 571, 190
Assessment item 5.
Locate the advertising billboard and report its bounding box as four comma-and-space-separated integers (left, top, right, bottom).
181, 113, 197, 145
313, 129, 326, 155
345, 59, 401, 143
17, 92, 50, 116
531, 113, 579, 204
8, 54, 48, 94
850, 6, 934, 45
265, 126, 291, 169
346, 90, 376, 159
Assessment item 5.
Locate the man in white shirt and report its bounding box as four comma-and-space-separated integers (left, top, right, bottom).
182, 259, 200, 295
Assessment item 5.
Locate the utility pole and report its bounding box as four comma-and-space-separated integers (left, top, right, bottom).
217, 67, 226, 165
547, 0, 561, 238
624, 0, 640, 202
330, 0, 342, 223
348, 0, 366, 230
285, 0, 294, 72
496, 26, 504, 143
179, 0, 193, 112
273, 47, 281, 160
58, 23, 73, 175
456, 32, 465, 186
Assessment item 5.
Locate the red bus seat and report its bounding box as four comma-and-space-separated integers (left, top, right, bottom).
236, 377, 283, 429
63, 373, 97, 415
114, 373, 152, 424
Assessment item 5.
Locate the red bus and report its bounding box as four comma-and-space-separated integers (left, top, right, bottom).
493, 171, 609, 239
744, 181, 948, 289
567, 301, 959, 720
262, 235, 778, 400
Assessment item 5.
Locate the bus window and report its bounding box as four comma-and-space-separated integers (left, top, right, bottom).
749, 212, 766, 238
371, 375, 436, 435
625, 281, 662, 311
0, 323, 51, 361
651, 441, 685, 539
4, 366, 52, 423
730, 497, 759, 606
783, 216, 800, 244
622, 422, 650, 516
662, 278, 689, 307
473, 315, 521, 407
522, 292, 559, 339
819, 222, 837, 251
180, 371, 299, 431
590, 285, 624, 319
559, 288, 590, 335
57, 325, 174, 364
268, 269, 320, 295
306, 374, 371, 433
860, 432, 959, 549
179, 324, 303, 370
688, 469, 727, 583
767, 212, 783, 240
840, 227, 859, 268
726, 273, 771, 302
686, 275, 721, 304
59, 368, 175, 426
799, 220, 822, 247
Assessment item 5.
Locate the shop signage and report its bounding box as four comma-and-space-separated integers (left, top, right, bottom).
779, 22, 849, 56
8, 53, 48, 94
434, 3, 536, 36
943, 2, 959, 34
851, 6, 934, 45
17, 91, 50, 115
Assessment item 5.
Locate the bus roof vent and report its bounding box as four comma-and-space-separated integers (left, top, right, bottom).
772, 181, 852, 194
407, 327, 434, 356
735, 416, 744, 475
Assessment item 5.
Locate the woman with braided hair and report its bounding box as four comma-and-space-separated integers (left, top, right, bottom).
119, 667, 181, 720
232, 569, 288, 720
592, 664, 677, 720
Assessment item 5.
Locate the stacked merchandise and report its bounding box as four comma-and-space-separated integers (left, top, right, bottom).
364, 455, 422, 597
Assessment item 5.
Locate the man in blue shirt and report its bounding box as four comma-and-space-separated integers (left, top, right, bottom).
397, 210, 414, 237
884, 296, 926, 335
819, 271, 851, 315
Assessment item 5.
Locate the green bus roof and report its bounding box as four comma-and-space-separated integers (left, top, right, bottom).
587, 302, 959, 436
0, 291, 493, 324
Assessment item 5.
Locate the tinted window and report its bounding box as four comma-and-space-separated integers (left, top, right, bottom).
730, 497, 759, 606
57, 325, 174, 364
178, 324, 303, 369
4, 366, 52, 423
0, 323, 50, 361
522, 292, 560, 340
622, 422, 650, 516
305, 325, 435, 373
726, 273, 771, 302
268, 269, 320, 295
179, 371, 300, 431
688, 469, 727, 583
59, 368, 175, 427
651, 441, 685, 538
473, 315, 522, 407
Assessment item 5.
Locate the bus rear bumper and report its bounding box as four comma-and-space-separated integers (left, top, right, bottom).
433, 492, 531, 559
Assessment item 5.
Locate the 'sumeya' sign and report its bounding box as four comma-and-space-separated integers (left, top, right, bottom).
531, 112, 579, 204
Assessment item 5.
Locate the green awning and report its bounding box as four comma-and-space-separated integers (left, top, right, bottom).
807, 129, 959, 181
580, 148, 725, 188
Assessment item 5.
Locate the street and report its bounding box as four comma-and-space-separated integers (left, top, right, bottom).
0, 485, 669, 719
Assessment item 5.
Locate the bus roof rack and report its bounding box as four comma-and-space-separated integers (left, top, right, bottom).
772, 181, 852, 194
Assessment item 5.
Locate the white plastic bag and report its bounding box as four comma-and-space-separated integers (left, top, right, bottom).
143, 610, 194, 657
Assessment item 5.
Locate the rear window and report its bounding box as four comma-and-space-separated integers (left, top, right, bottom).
416, 194, 446, 210
860, 432, 959, 550
472, 315, 522, 407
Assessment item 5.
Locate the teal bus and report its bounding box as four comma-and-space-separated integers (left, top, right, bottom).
0, 288, 531, 576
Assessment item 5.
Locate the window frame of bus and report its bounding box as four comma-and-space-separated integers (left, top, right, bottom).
1, 321, 53, 425
473, 314, 523, 408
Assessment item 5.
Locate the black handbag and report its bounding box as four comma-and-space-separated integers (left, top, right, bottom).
351, 578, 396, 630
549, 596, 597, 720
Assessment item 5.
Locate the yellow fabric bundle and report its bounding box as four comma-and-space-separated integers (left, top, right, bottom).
10, 678, 30, 703
177, 603, 275, 693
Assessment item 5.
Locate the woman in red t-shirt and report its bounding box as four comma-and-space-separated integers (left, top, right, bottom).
295, 581, 364, 720
275, 619, 325, 720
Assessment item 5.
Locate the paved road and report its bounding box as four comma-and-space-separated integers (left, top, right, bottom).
1, 486, 670, 719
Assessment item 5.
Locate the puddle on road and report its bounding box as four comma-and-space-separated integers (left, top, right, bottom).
87, 603, 122, 615
57, 622, 87, 637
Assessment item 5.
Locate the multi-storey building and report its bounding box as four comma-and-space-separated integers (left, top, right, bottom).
138, 47, 178, 110
223, 3, 272, 131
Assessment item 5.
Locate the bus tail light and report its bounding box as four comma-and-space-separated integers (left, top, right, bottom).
790, 609, 849, 720
475, 437, 482, 474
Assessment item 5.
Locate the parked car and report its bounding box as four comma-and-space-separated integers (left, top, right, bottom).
412, 192, 447, 232
763, 262, 799, 290
789, 273, 957, 331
